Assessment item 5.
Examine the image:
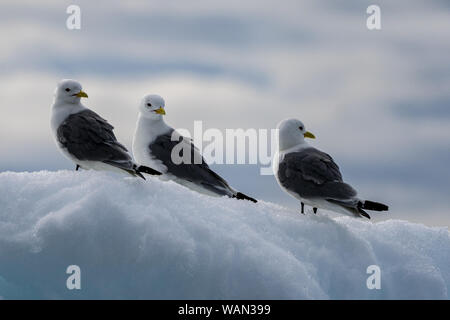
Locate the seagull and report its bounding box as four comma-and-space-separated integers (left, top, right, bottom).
50, 79, 161, 179
273, 118, 388, 219
132, 94, 257, 202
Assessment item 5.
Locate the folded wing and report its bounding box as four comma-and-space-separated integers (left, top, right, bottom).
57, 109, 136, 172
149, 129, 235, 196
278, 148, 357, 200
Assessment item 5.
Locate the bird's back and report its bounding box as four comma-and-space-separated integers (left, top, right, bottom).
277, 147, 357, 200
147, 129, 234, 196
56, 109, 137, 174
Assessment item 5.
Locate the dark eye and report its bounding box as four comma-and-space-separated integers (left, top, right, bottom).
65, 88, 70, 92
299, 126, 303, 131
147, 103, 152, 107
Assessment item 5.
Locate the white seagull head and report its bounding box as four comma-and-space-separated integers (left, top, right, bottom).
54, 79, 88, 105
277, 118, 315, 151
139, 94, 166, 119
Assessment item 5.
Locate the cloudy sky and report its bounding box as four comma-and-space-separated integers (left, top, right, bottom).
1, 0, 449, 226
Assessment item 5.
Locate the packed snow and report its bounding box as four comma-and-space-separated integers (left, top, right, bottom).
0, 171, 448, 299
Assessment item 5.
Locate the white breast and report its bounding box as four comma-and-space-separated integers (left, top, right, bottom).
132, 114, 171, 174
50, 102, 85, 135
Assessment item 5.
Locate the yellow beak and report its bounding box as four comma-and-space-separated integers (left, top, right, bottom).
304, 131, 315, 139
154, 107, 166, 115
75, 90, 88, 98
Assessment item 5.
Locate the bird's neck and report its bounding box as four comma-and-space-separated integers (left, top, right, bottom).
278, 140, 309, 154
52, 98, 85, 112
51, 101, 85, 132
136, 113, 171, 137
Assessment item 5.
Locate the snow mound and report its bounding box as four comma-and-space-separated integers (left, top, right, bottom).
0, 171, 448, 299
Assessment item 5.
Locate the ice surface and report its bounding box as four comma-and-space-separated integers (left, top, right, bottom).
0, 171, 448, 299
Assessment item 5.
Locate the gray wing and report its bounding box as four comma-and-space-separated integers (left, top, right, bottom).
277, 148, 357, 200
149, 129, 234, 196
57, 109, 135, 171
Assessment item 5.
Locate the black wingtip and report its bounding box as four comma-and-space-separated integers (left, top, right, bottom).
138, 165, 162, 176
234, 192, 258, 203
363, 200, 389, 211
358, 208, 371, 219
135, 170, 146, 180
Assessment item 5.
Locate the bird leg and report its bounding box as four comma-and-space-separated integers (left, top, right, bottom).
313, 207, 318, 214
75, 165, 80, 171
300, 202, 305, 214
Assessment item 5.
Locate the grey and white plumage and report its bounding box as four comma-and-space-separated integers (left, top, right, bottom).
51, 79, 161, 178
132, 94, 257, 202
274, 118, 388, 218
